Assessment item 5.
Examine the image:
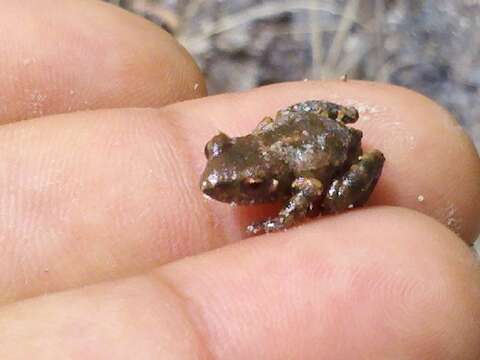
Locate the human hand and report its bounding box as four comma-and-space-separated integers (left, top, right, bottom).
0, 1, 479, 359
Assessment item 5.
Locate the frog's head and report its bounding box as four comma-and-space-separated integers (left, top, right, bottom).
200, 132, 285, 204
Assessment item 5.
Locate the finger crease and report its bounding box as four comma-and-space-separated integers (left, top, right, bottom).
150, 271, 217, 360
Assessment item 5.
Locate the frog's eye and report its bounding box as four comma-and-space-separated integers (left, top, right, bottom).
204, 132, 232, 159
328, 107, 338, 119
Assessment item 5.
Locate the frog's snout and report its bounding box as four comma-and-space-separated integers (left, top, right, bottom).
200, 181, 219, 202
200, 176, 215, 195
200, 179, 213, 195
200, 175, 231, 203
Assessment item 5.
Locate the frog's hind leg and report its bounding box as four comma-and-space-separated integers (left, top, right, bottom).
246, 177, 323, 236
322, 150, 385, 213
316, 101, 359, 124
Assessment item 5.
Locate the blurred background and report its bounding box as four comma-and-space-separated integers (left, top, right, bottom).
105, 0, 480, 150
106, 0, 480, 251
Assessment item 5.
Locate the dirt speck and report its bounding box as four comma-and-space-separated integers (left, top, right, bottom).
444, 203, 462, 235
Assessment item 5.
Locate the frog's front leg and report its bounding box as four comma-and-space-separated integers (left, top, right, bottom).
322, 149, 385, 213
253, 116, 274, 134
315, 101, 359, 124
246, 177, 323, 235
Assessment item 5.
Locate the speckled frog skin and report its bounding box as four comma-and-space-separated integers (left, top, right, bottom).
200, 100, 385, 235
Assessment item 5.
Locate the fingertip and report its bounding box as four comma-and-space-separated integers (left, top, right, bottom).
0, 0, 206, 123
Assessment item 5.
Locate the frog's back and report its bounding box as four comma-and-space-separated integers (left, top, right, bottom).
257, 106, 360, 181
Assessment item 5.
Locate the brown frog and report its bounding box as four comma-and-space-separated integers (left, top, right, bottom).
200, 100, 385, 235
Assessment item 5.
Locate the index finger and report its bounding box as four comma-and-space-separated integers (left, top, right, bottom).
0, 81, 478, 304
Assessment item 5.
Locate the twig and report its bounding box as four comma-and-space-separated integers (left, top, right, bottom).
178, 0, 363, 54
373, 0, 386, 77
309, 0, 323, 79
324, 0, 360, 73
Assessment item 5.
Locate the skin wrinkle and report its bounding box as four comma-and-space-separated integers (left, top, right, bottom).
356, 263, 446, 359
86, 110, 220, 269
4, 122, 68, 297
334, 265, 434, 358
311, 230, 450, 359
157, 118, 208, 249
152, 122, 200, 256
156, 108, 231, 246
0, 275, 209, 359
143, 112, 224, 257
149, 271, 215, 360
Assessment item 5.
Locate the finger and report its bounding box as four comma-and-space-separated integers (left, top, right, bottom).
166, 80, 480, 242
1, 82, 479, 305
0, 0, 205, 123
1, 208, 479, 359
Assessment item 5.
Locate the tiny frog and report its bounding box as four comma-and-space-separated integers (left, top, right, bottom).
200, 100, 385, 235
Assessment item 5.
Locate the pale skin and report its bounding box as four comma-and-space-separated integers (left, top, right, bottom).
0, 1, 480, 359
